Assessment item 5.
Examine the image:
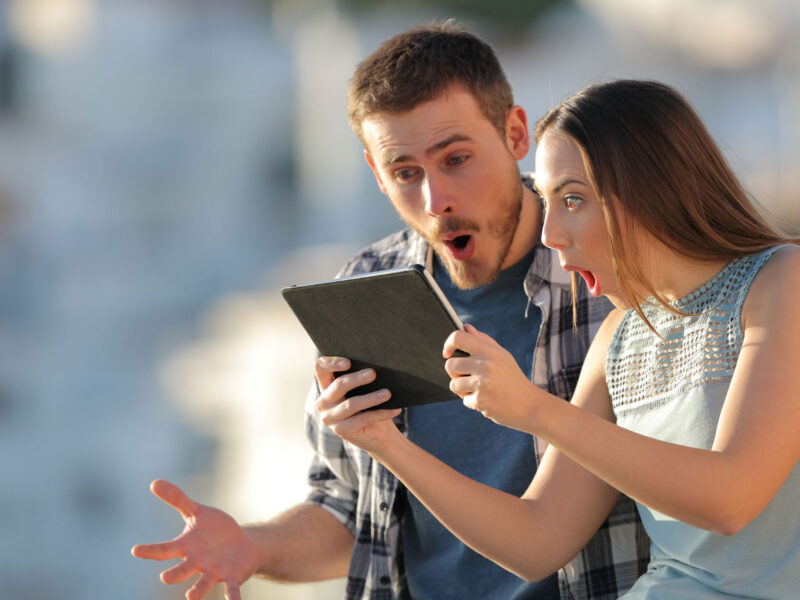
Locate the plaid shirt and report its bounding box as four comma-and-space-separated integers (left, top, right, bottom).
304, 178, 649, 599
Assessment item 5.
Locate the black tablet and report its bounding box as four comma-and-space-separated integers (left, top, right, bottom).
282, 264, 464, 409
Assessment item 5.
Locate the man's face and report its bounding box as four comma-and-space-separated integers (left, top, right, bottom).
361, 87, 531, 289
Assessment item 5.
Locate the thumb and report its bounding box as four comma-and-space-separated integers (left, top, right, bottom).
464, 323, 492, 340
150, 479, 198, 520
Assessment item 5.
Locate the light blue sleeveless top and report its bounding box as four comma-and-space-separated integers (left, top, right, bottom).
607, 246, 800, 599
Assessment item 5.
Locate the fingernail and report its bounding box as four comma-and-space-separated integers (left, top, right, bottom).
361, 369, 374, 380
378, 388, 390, 399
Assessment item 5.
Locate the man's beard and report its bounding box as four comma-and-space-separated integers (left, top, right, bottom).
418, 167, 523, 290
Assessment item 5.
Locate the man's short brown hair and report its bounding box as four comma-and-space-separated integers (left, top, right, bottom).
347, 21, 514, 143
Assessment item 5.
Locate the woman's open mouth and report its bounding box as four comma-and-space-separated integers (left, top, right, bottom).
578, 270, 601, 297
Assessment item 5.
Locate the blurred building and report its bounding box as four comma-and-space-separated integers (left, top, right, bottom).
0, 1, 797, 599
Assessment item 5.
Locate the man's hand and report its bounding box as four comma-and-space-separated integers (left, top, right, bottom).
131, 480, 262, 600
315, 356, 403, 454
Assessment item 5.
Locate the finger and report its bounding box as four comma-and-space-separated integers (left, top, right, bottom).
444, 356, 475, 378
314, 356, 350, 391
321, 388, 391, 426
443, 329, 481, 359
224, 580, 242, 600
131, 540, 184, 561
466, 322, 497, 340
186, 573, 217, 600
462, 395, 494, 421
331, 407, 402, 437
443, 330, 458, 358
317, 368, 377, 411
150, 479, 198, 520
449, 375, 477, 398
462, 393, 481, 413
160, 559, 199, 584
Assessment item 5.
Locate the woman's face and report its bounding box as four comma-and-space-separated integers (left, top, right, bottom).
534, 130, 629, 308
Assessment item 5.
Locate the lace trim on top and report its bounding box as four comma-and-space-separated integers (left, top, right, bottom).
607, 247, 782, 416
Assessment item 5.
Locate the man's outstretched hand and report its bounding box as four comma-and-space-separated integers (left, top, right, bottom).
131, 479, 262, 600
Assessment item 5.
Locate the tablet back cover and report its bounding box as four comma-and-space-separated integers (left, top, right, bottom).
282, 265, 461, 409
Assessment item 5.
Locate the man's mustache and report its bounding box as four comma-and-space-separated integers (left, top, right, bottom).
431, 217, 481, 238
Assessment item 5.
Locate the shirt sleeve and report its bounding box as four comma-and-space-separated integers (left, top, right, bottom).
303, 379, 360, 536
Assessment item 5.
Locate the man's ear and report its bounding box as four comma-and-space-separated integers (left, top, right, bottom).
364, 149, 388, 195
505, 105, 531, 161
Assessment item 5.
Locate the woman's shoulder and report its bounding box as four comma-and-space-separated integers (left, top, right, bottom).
747, 244, 800, 294
742, 244, 800, 329
764, 242, 800, 266
595, 307, 629, 347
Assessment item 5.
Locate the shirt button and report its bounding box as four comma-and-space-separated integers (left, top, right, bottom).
379, 502, 389, 511
380, 576, 391, 586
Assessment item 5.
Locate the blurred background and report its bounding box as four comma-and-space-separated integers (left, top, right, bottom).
0, 0, 798, 598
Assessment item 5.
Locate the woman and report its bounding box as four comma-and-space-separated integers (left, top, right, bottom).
317, 80, 800, 598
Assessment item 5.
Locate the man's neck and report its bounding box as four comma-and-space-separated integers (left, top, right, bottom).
500, 186, 542, 270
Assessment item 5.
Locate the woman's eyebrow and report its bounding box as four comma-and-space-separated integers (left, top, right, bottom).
534, 178, 585, 196
553, 178, 586, 194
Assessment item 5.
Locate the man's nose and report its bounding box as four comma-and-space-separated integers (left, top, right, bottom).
422, 174, 454, 216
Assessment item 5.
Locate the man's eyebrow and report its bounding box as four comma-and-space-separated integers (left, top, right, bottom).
382, 134, 473, 167
426, 134, 472, 157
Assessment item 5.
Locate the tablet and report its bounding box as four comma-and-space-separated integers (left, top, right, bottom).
282, 264, 464, 409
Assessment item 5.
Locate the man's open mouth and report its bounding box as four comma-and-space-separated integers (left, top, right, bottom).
443, 234, 475, 260
447, 235, 471, 250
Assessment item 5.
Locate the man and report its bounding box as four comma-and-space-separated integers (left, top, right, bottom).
132, 22, 648, 600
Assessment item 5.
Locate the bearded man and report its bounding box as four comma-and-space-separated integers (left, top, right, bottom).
133, 22, 648, 600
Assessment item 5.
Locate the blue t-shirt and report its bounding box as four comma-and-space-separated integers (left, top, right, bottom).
399, 247, 559, 599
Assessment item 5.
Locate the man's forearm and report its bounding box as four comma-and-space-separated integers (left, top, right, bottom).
244, 502, 354, 582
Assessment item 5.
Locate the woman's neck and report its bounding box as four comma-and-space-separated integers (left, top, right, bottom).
644, 241, 730, 303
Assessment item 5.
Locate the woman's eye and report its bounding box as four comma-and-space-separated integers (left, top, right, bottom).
565, 196, 583, 210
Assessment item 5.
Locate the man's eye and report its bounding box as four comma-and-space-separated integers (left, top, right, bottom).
395, 168, 419, 182
448, 154, 468, 167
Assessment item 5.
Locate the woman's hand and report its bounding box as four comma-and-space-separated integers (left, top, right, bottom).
315, 356, 403, 454
443, 324, 541, 432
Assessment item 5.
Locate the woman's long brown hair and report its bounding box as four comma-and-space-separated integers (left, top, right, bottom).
534, 80, 799, 331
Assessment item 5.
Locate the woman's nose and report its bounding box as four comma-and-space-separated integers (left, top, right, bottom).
541, 206, 568, 250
